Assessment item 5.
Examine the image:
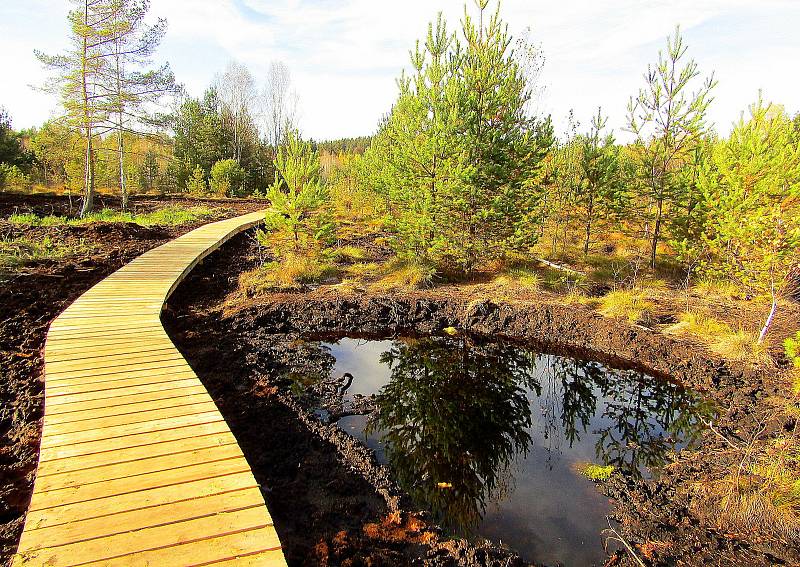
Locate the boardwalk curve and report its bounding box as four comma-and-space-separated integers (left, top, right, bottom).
14, 211, 287, 566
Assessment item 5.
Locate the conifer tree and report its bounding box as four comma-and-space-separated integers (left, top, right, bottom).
263, 131, 334, 255
36, 0, 119, 216
576, 108, 622, 255
627, 26, 716, 268
699, 98, 800, 342
449, 0, 552, 271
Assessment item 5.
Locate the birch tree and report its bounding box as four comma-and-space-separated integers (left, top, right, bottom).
261, 61, 298, 149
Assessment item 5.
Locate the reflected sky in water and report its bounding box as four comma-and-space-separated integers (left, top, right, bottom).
270, 336, 712, 566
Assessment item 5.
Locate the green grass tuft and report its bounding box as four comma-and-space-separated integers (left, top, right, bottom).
8, 206, 215, 228
598, 289, 654, 322
575, 462, 615, 481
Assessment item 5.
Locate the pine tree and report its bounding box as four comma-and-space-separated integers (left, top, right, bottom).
36, 0, 120, 216
449, 0, 552, 271
699, 98, 800, 342
576, 108, 622, 255
263, 131, 334, 255
374, 13, 463, 264
369, 1, 551, 273
627, 26, 716, 268
103, 0, 176, 210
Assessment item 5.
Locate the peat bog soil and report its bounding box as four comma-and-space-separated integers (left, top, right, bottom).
0, 194, 265, 564
164, 231, 800, 567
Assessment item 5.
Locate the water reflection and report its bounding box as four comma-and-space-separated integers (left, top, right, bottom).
368, 338, 540, 534
269, 334, 713, 565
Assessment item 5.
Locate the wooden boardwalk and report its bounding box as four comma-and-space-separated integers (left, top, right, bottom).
13, 211, 287, 566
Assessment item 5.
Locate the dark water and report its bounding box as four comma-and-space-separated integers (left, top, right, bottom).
272, 335, 712, 566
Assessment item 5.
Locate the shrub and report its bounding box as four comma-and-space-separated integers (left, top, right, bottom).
0, 164, 32, 190
210, 159, 245, 197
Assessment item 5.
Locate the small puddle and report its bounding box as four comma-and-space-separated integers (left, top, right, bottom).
268, 334, 712, 566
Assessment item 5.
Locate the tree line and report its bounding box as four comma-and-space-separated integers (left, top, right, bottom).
318, 1, 798, 340
0, 0, 303, 211
2, 0, 798, 339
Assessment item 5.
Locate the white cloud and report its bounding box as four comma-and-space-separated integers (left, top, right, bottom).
1, 0, 799, 140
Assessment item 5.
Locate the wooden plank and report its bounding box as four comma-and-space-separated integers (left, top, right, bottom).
44, 376, 200, 407
44, 391, 212, 425
29, 454, 251, 510
13, 211, 284, 567
21, 470, 259, 531
78, 528, 284, 567
45, 384, 209, 416
45, 378, 198, 412
40, 410, 225, 449
46, 368, 196, 397
36, 430, 239, 476
20, 487, 265, 549
43, 400, 219, 436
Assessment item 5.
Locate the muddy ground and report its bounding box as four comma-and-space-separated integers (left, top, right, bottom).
164, 230, 800, 567
0, 194, 264, 565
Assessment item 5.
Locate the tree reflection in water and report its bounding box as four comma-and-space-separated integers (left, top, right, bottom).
365, 336, 713, 538
367, 337, 540, 534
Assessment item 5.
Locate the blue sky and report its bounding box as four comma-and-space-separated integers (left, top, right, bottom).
1, 0, 799, 141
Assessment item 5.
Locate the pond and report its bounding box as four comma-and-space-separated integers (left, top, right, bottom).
268, 334, 712, 566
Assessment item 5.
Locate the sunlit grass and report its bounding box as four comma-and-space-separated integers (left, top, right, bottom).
8, 206, 216, 228
344, 262, 381, 280
667, 311, 733, 339
371, 258, 435, 291
693, 279, 743, 301
331, 245, 370, 263
598, 289, 655, 322
0, 235, 93, 272
494, 266, 542, 290
710, 330, 769, 364
239, 252, 338, 294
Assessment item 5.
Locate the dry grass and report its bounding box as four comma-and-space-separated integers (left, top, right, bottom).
344, 262, 381, 280
691, 446, 800, 541
693, 279, 744, 301
667, 311, 771, 365
598, 289, 655, 322
371, 258, 435, 291
709, 330, 770, 364
667, 311, 733, 339
331, 245, 370, 263
493, 266, 542, 290
239, 252, 337, 294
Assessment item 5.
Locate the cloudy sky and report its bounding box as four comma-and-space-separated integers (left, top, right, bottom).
1, 0, 798, 141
